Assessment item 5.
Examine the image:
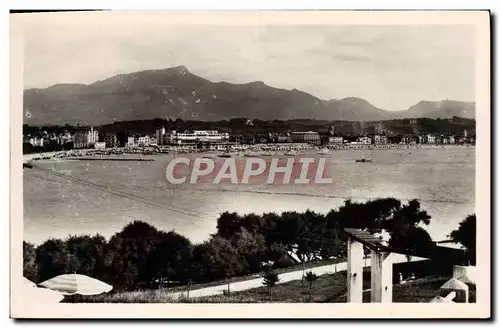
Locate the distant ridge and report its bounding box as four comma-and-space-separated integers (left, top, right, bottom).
23, 66, 476, 125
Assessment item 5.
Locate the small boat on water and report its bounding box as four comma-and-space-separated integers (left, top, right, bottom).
317, 148, 331, 155
356, 158, 373, 163
218, 152, 232, 158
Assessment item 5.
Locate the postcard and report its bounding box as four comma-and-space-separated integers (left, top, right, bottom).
10, 10, 490, 318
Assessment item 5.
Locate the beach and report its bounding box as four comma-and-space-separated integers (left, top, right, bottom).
23, 143, 473, 163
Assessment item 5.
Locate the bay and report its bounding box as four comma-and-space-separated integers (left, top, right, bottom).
23, 146, 475, 245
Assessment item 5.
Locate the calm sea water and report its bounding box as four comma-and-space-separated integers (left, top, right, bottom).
23, 147, 475, 245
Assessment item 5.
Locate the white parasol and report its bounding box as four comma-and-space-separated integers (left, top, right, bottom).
39, 274, 113, 296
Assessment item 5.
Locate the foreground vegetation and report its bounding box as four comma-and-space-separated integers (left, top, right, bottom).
24, 197, 476, 294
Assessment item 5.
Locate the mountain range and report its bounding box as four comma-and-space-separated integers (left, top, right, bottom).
23, 66, 475, 126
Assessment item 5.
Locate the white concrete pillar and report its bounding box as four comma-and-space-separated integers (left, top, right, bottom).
347, 237, 364, 303
440, 278, 469, 303
370, 250, 393, 303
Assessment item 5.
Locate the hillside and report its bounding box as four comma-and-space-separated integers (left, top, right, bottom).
401, 100, 476, 119
23, 66, 475, 125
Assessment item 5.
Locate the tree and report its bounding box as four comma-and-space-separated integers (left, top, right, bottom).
262, 271, 280, 301
267, 242, 287, 264
386, 199, 431, 234
146, 231, 193, 287
23, 241, 38, 282
104, 221, 161, 290
190, 236, 244, 292
36, 238, 70, 282
216, 212, 242, 239
389, 226, 435, 258
231, 228, 267, 273
449, 215, 476, 265
65, 234, 107, 281
259, 212, 282, 246
278, 211, 316, 281
304, 271, 318, 302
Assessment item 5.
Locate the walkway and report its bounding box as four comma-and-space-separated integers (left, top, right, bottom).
170, 253, 428, 299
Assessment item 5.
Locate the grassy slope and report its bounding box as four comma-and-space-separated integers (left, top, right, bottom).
69, 258, 343, 303
70, 266, 475, 303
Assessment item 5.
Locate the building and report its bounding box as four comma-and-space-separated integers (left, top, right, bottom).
104, 133, 118, 148
165, 130, 230, 145
94, 142, 106, 149
400, 136, 413, 144
290, 131, 321, 145
329, 125, 335, 136
373, 135, 388, 145
29, 136, 44, 147
156, 127, 166, 145
57, 132, 73, 145
438, 135, 456, 145
328, 136, 344, 144
356, 136, 372, 145
126, 136, 136, 147
138, 135, 152, 146
276, 135, 292, 143
423, 134, 436, 144
74, 127, 98, 149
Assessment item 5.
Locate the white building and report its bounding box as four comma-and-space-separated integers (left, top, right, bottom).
29, 136, 44, 147
290, 131, 321, 145
424, 134, 436, 144
94, 142, 106, 149
126, 136, 136, 147
58, 132, 72, 145
74, 127, 98, 149
356, 136, 372, 145
373, 135, 388, 145
328, 136, 344, 144
166, 130, 230, 145
138, 135, 152, 146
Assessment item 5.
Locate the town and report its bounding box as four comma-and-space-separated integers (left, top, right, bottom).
23, 118, 476, 155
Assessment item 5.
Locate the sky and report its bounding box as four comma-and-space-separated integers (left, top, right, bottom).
18, 11, 475, 111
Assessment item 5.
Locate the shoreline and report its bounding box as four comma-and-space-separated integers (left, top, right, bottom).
23, 143, 474, 162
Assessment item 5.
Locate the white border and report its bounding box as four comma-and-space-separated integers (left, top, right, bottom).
5, 5, 494, 322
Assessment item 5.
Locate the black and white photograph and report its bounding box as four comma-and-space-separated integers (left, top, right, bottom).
10, 10, 490, 318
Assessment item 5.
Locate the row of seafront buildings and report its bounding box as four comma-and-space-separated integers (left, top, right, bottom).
23, 127, 231, 150
23, 126, 474, 152
334, 134, 464, 145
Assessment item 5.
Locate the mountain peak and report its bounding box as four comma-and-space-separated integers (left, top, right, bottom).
23, 67, 476, 125
247, 81, 267, 86
340, 97, 369, 103
166, 65, 190, 74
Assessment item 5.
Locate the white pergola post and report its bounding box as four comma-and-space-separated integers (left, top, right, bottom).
347, 236, 364, 303
370, 250, 393, 303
